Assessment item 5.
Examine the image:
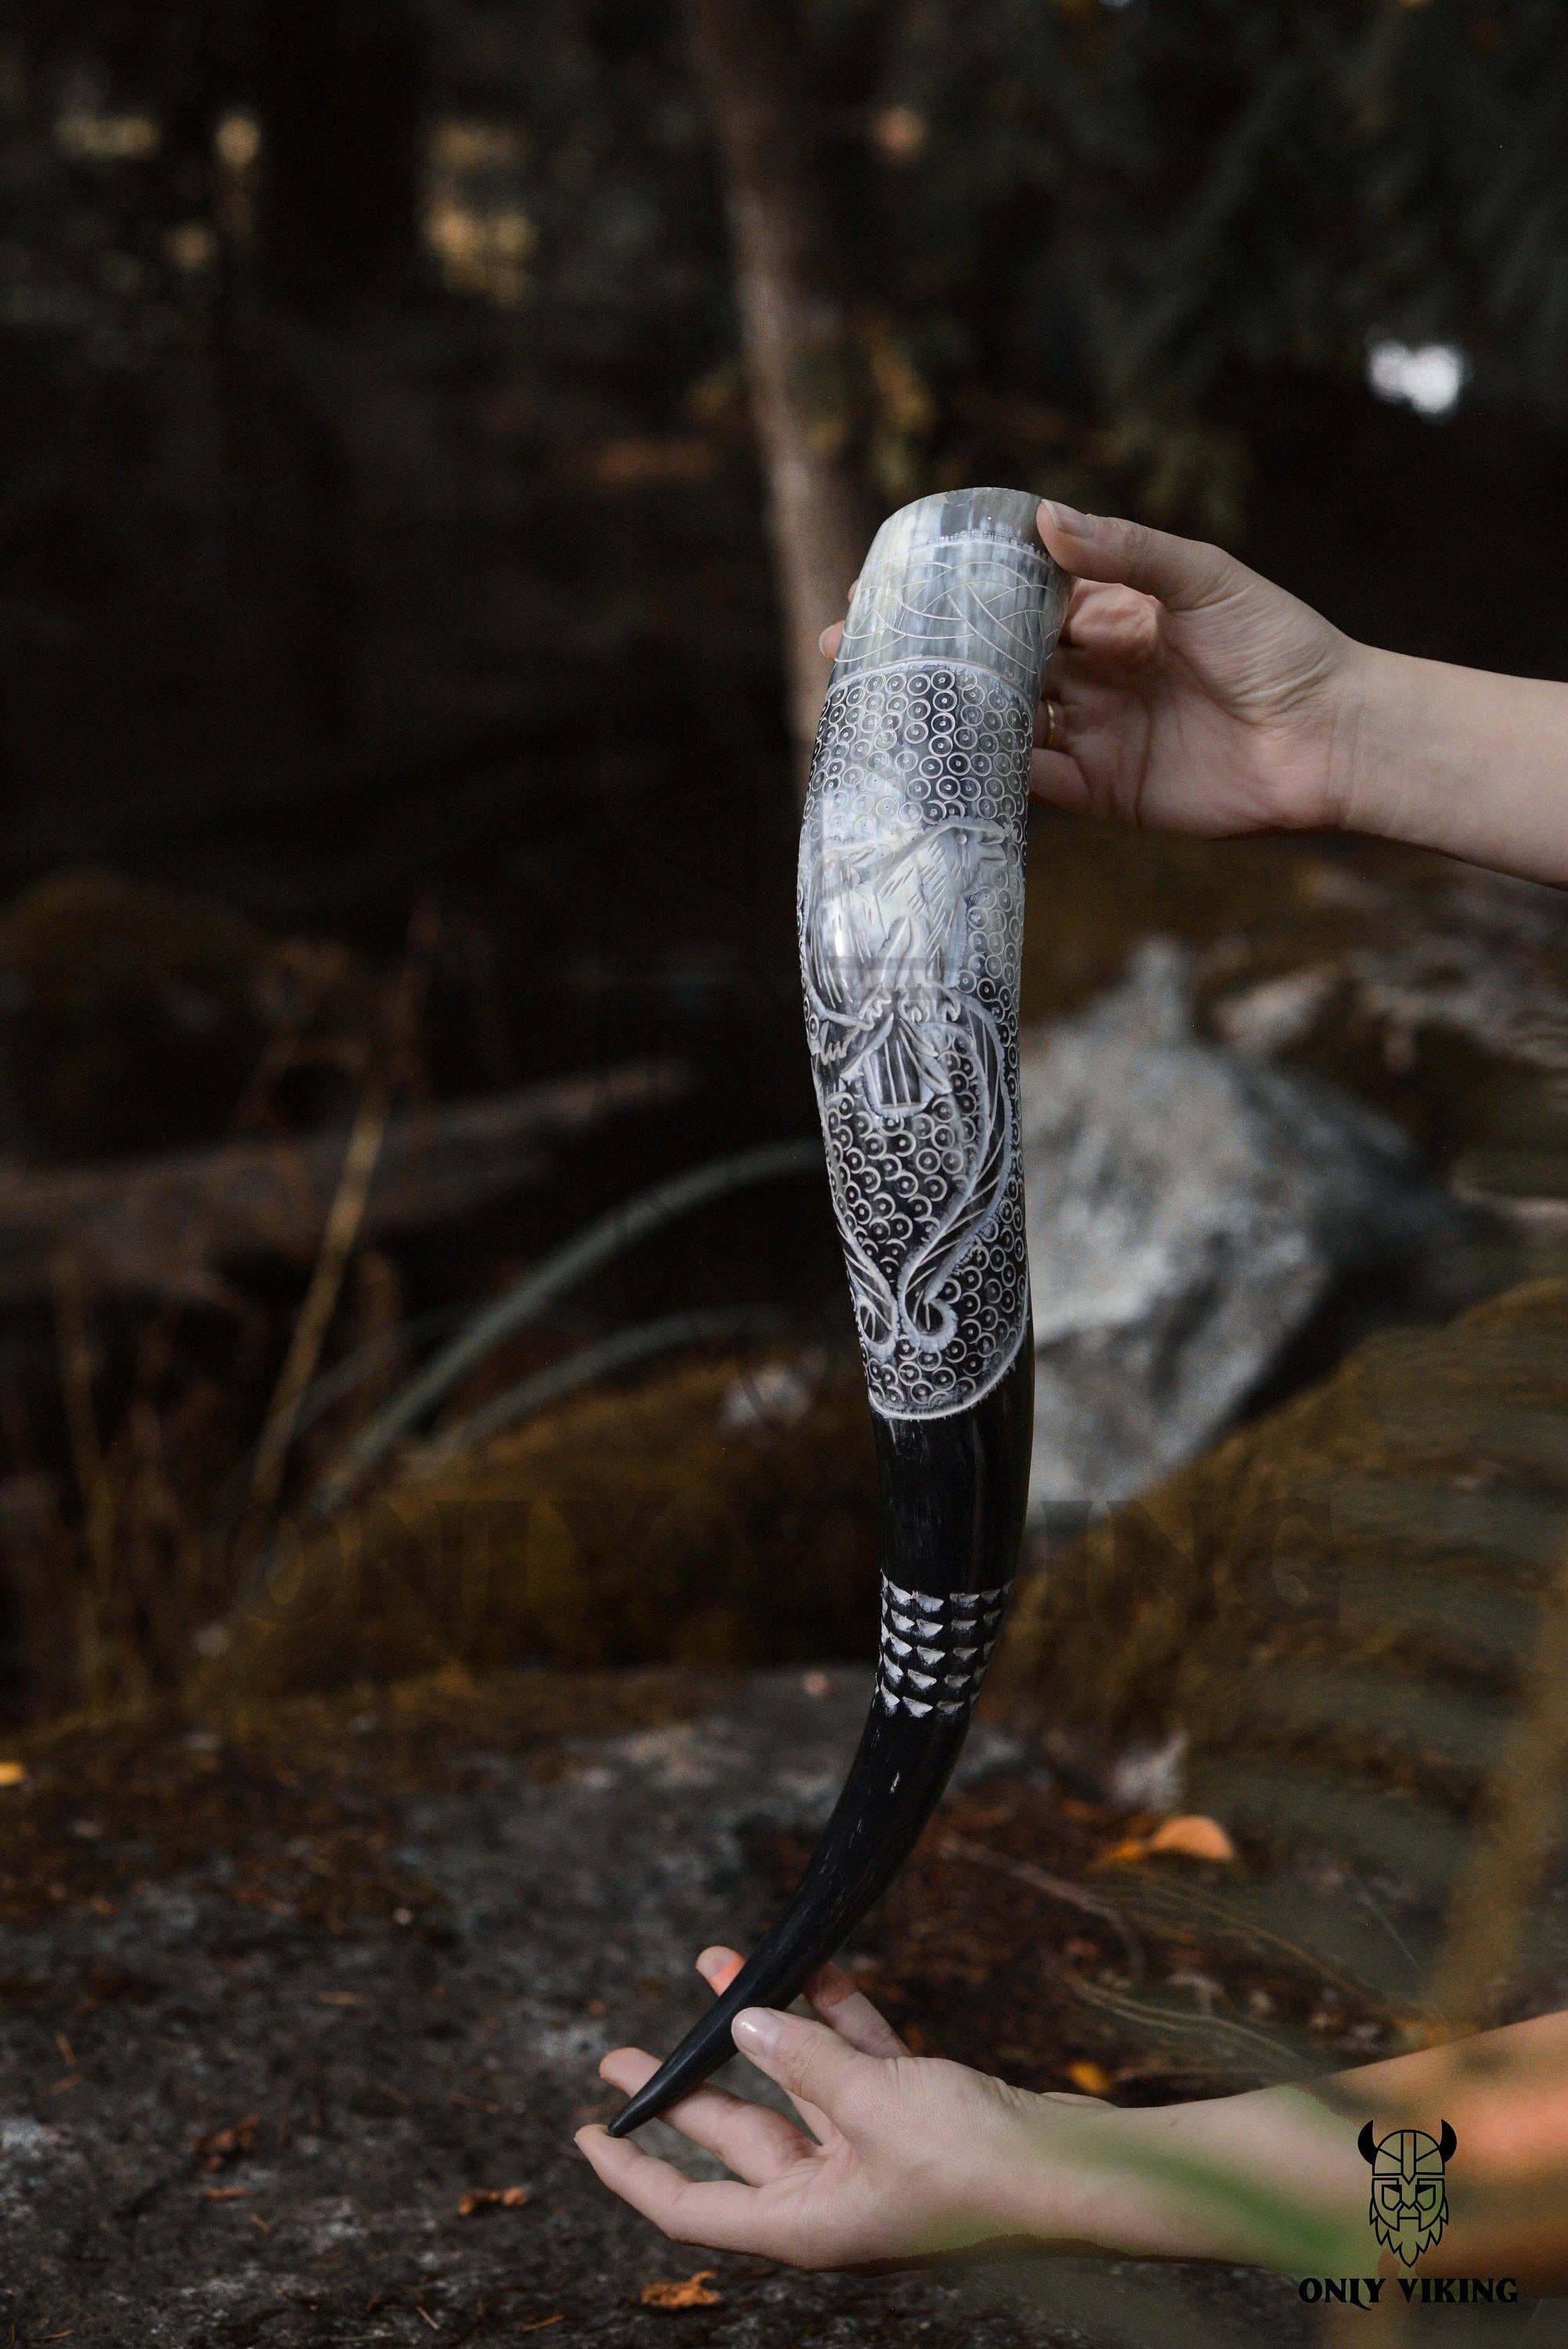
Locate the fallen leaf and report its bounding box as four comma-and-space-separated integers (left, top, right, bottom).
641, 2270, 721, 2309
193, 2115, 259, 2173
1095, 1813, 1237, 1869
203, 2186, 249, 2202
1066, 2060, 1112, 2096
1095, 1838, 1152, 1868
1145, 1814, 1236, 1864
458, 2185, 532, 2217
0, 1762, 26, 1788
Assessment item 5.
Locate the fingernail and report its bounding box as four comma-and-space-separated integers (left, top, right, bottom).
818, 628, 834, 656
1041, 498, 1098, 539
733, 2006, 782, 2056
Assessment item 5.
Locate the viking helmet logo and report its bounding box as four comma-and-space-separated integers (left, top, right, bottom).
1358, 2120, 1455, 2264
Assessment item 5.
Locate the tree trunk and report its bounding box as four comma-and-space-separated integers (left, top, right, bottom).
683, 0, 870, 781
256, 0, 424, 311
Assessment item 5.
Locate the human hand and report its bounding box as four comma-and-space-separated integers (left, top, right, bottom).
575, 1946, 1112, 2270
820, 502, 1365, 840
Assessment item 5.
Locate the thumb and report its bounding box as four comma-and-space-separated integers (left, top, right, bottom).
1036, 500, 1242, 615
733, 2005, 871, 2122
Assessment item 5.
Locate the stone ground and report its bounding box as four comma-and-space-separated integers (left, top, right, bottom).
0, 1671, 1548, 2345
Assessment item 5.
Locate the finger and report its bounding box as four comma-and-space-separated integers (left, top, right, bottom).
733, 2006, 873, 2133
804, 1959, 910, 2059
575, 2125, 773, 2252
1029, 747, 1091, 812
818, 619, 845, 661
1033, 687, 1081, 747
695, 1950, 831, 2140
598, 2044, 813, 2183
1036, 499, 1244, 615
1054, 575, 1100, 648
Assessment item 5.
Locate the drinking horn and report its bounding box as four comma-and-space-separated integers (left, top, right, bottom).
607, 488, 1067, 2136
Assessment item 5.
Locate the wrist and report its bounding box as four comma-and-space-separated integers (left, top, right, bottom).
1320, 637, 1400, 840
993, 2093, 1217, 2260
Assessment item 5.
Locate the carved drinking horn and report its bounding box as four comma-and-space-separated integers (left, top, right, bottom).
607, 489, 1067, 2136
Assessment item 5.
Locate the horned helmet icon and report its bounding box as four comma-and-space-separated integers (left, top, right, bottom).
1359, 2120, 1455, 2264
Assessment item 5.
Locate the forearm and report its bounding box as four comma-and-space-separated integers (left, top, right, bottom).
1338, 642, 1568, 886
1007, 2084, 1365, 2271
1011, 2011, 1568, 2281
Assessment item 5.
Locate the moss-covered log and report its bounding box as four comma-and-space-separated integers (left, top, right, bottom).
992, 1279, 1568, 1830
207, 1354, 880, 1705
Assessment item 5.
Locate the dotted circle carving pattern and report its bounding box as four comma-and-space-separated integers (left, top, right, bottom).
798, 659, 1033, 1420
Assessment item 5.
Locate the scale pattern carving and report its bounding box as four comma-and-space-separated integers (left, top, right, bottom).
798, 659, 1032, 1420
874, 1579, 1011, 1717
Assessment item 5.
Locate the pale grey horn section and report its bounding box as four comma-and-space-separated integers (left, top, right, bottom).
798, 488, 1068, 1422
832, 487, 1068, 697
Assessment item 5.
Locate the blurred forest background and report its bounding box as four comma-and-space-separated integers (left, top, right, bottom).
4, 0, 1568, 1806
7, 1, 1568, 2326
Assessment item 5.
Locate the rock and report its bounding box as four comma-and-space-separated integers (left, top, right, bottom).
1020, 943, 1458, 1519
0, 1666, 1316, 2346
1019, 815, 1568, 1214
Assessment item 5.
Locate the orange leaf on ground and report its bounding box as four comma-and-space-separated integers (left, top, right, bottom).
641, 2270, 722, 2309
0, 1761, 27, 1788
1096, 1813, 1237, 1869
458, 2185, 532, 2216
1145, 1814, 1236, 1863
193, 2116, 259, 2172
1095, 1838, 1150, 1867
1066, 2060, 1112, 2096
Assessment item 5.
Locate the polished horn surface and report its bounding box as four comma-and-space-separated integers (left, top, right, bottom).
607, 489, 1065, 2136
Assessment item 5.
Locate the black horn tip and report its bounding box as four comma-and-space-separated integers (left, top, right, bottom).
1358, 2121, 1379, 2165
1438, 2120, 1457, 2163
603, 1701, 972, 2134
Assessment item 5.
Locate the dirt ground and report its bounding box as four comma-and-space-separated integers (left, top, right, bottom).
0, 1670, 1547, 2344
